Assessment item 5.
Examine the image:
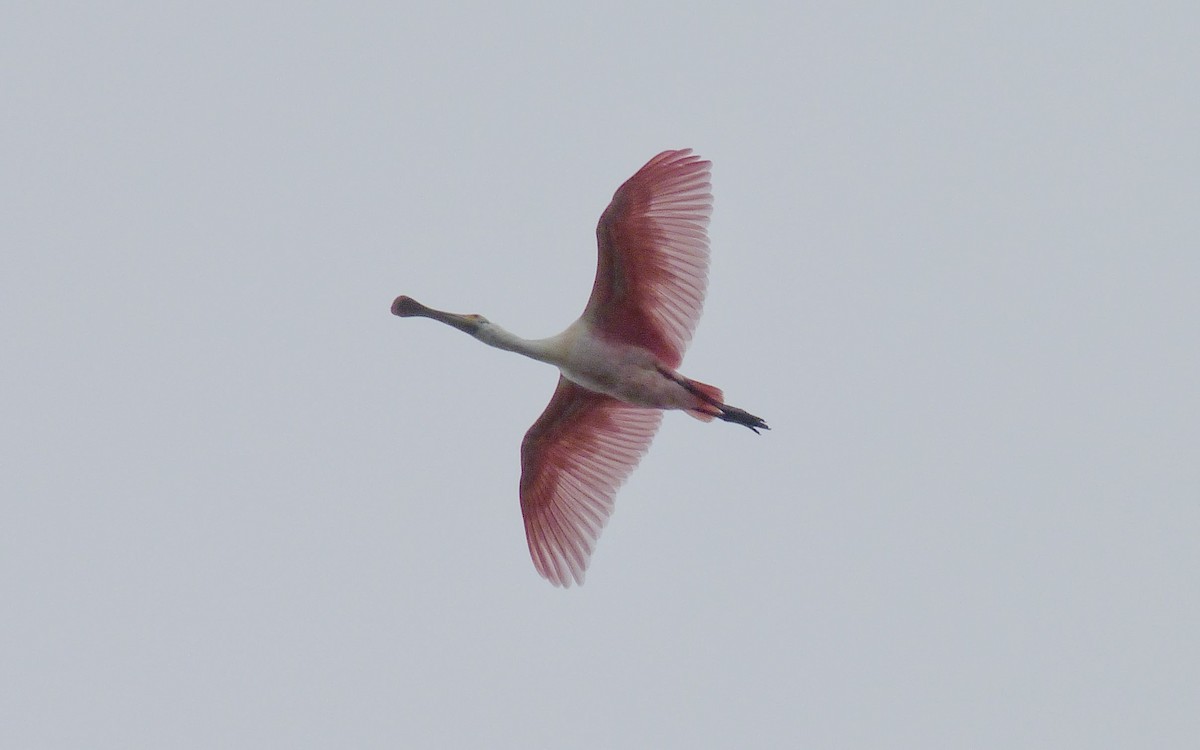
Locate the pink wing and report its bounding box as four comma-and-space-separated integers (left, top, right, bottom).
520, 376, 663, 587
585, 149, 712, 369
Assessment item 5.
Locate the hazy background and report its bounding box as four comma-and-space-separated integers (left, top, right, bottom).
3, 3, 1197, 747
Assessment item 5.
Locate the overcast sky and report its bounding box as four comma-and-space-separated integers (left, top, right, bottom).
3, 3, 1198, 748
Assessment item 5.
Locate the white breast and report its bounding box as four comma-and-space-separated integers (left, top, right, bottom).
556, 322, 692, 410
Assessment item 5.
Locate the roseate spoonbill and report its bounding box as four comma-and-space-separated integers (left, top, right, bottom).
392, 149, 767, 586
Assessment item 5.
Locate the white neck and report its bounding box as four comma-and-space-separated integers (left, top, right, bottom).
473, 323, 567, 366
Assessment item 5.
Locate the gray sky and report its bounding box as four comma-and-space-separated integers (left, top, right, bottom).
3, 3, 1198, 747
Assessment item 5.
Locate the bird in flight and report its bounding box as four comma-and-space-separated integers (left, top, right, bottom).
392, 149, 767, 586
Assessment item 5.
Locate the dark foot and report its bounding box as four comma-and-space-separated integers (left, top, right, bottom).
718, 405, 770, 434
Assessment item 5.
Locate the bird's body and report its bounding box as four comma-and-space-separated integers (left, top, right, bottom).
470, 319, 695, 410
392, 149, 766, 586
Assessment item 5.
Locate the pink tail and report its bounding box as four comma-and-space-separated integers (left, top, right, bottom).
657, 365, 769, 433
685, 378, 725, 422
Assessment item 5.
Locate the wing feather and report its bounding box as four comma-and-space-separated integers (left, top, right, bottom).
520, 376, 662, 586
585, 149, 712, 368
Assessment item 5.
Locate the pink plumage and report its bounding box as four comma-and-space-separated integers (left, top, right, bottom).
391, 150, 766, 587
520, 378, 662, 586
585, 149, 713, 368
520, 150, 715, 586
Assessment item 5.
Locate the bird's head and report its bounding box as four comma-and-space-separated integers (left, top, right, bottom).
391, 295, 488, 335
